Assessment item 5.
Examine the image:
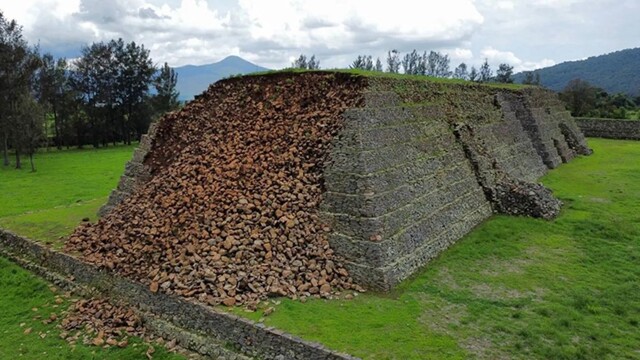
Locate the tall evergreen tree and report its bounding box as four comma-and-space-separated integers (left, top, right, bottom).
386, 50, 401, 73
402, 50, 421, 75
469, 66, 479, 82
153, 62, 180, 115
453, 63, 469, 80
114, 39, 155, 144
13, 93, 44, 171
350, 55, 374, 70
426, 51, 451, 78
496, 63, 514, 83
36, 53, 69, 148
292, 54, 320, 70
0, 11, 40, 166
292, 54, 308, 69
71, 41, 118, 147
479, 59, 493, 83
374, 58, 383, 72
307, 55, 320, 70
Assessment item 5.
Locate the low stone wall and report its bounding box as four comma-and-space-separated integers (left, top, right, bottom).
0, 229, 359, 360
576, 118, 640, 140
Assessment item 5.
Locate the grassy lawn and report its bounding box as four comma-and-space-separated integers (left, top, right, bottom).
228, 138, 640, 359
0, 145, 134, 247
1, 139, 639, 359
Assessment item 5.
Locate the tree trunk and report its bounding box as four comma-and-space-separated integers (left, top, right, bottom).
53, 108, 62, 150
29, 153, 35, 172
44, 113, 49, 152
2, 133, 9, 166
15, 149, 21, 169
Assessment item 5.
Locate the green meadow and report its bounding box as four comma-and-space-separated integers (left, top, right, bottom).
0, 145, 134, 248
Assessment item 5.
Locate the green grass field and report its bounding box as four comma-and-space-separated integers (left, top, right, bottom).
1, 139, 639, 359
0, 145, 135, 248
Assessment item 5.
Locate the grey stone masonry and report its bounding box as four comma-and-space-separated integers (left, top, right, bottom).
576, 118, 640, 140
322, 94, 494, 290
518, 89, 592, 168
98, 121, 159, 217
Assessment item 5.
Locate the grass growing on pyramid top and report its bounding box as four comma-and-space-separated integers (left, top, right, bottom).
241, 68, 528, 90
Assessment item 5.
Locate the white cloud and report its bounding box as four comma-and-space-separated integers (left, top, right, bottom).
480, 47, 555, 72
2, 0, 639, 73
481, 47, 520, 65
445, 48, 474, 62
3, 0, 485, 68
236, 0, 484, 67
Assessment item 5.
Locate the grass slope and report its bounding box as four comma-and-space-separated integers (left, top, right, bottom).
0, 145, 134, 247
231, 138, 640, 359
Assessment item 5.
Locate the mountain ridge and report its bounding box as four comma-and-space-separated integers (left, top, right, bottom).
174, 56, 269, 101
514, 48, 640, 96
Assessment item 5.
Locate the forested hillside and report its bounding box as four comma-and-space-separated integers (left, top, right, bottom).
515, 48, 640, 96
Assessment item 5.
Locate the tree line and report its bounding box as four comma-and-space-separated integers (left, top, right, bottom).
292, 49, 522, 84
0, 11, 180, 171
560, 78, 640, 119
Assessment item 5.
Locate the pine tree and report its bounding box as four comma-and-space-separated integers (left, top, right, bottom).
453, 63, 469, 80
386, 50, 400, 73
479, 59, 493, 83
495, 63, 514, 83
375, 58, 383, 72
153, 62, 180, 115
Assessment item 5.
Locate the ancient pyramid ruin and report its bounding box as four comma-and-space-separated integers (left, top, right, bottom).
66, 72, 591, 306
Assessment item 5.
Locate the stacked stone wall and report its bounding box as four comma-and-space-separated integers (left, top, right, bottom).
0, 229, 358, 360
576, 118, 640, 140
322, 93, 492, 290
98, 121, 159, 216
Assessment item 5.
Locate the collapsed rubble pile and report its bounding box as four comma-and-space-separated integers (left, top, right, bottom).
66, 73, 366, 307
59, 298, 144, 348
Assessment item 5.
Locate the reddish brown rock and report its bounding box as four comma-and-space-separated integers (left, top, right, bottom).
65, 73, 367, 307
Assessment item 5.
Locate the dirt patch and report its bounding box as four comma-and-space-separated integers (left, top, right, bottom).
418, 297, 468, 333
434, 267, 462, 290
469, 283, 546, 301
478, 256, 532, 276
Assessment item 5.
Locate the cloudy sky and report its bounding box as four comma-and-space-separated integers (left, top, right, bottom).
2, 0, 638, 71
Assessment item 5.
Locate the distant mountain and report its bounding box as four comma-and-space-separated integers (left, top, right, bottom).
514, 48, 640, 96
175, 56, 269, 101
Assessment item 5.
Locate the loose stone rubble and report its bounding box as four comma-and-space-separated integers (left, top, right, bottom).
66, 73, 367, 307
